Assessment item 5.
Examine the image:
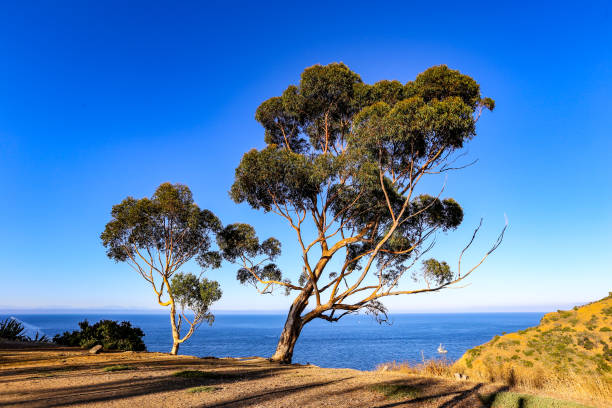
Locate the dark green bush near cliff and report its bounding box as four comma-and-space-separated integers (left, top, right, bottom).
53, 320, 145, 351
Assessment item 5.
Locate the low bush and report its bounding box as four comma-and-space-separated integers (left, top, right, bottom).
53, 319, 145, 351
0, 318, 50, 342
0, 318, 27, 340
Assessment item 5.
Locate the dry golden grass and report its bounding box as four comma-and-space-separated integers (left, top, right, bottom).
375, 294, 612, 407
462, 359, 612, 405
379, 357, 610, 407
449, 293, 612, 406
378, 357, 454, 378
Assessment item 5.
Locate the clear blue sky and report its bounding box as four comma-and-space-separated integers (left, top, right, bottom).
1, 1, 610, 313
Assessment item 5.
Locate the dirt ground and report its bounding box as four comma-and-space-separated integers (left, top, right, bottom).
0, 342, 511, 408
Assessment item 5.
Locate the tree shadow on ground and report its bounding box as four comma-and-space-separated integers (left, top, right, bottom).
314, 377, 510, 408
0, 354, 267, 381
204, 377, 354, 407
1, 365, 290, 408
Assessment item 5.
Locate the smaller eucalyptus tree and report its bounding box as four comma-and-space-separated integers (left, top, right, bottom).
101, 183, 222, 355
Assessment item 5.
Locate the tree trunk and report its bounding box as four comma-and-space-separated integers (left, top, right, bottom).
170, 341, 180, 355
169, 302, 180, 355
270, 289, 309, 363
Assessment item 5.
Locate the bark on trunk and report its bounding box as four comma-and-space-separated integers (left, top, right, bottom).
270, 289, 310, 363
169, 302, 180, 355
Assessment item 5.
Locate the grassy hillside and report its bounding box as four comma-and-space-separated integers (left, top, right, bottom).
454, 293, 612, 403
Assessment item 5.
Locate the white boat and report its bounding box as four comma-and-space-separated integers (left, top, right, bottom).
437, 343, 448, 354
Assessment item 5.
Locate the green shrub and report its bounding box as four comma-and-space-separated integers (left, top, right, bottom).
0, 318, 27, 340
577, 336, 595, 351
600, 327, 611, 332
0, 318, 50, 342
53, 320, 145, 351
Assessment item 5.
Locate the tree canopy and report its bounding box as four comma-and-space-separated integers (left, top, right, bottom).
101, 182, 223, 354
225, 63, 504, 362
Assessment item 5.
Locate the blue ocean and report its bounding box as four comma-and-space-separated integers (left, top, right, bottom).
1, 313, 543, 370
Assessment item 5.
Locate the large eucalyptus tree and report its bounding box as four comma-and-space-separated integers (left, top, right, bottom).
101, 183, 222, 355
220, 64, 505, 363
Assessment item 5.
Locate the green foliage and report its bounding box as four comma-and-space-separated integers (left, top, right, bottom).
577, 336, 595, 350
0, 318, 49, 342
0, 318, 27, 340
421, 259, 453, 286
187, 386, 218, 393
53, 320, 145, 351
101, 183, 221, 268
102, 365, 132, 372
171, 272, 222, 325
368, 383, 420, 400
480, 391, 592, 408
217, 223, 286, 292
101, 183, 223, 352
224, 63, 500, 362
228, 64, 495, 305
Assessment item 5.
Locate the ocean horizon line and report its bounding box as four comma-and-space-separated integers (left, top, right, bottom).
0, 305, 578, 315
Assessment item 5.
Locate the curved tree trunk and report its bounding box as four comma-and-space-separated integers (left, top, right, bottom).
270, 288, 310, 363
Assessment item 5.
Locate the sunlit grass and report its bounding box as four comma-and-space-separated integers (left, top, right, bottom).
187, 385, 219, 394
102, 365, 131, 372
173, 370, 220, 379
368, 383, 420, 400
479, 391, 594, 408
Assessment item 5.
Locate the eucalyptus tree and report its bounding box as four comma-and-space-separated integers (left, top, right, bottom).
101, 183, 222, 355
220, 63, 505, 363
